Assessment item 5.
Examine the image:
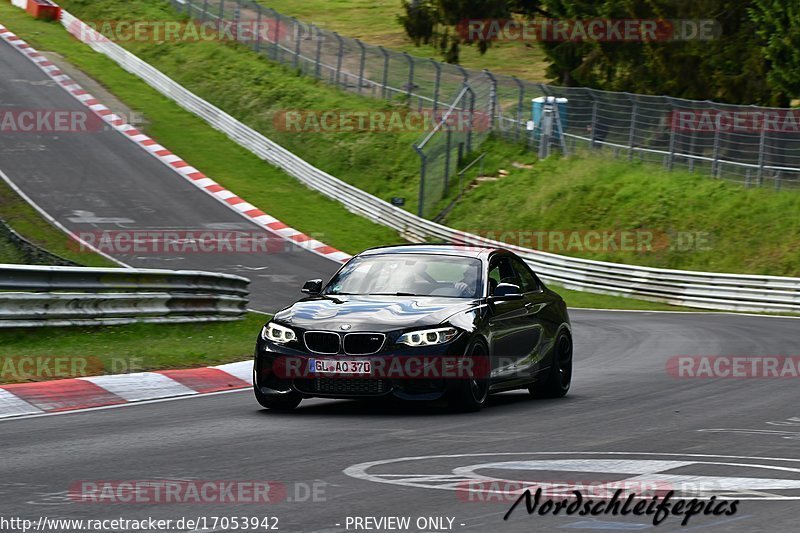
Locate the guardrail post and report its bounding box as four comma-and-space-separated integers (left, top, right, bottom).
356, 39, 366, 94
431, 59, 441, 114
403, 52, 414, 105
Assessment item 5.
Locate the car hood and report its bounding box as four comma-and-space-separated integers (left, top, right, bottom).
274, 295, 480, 332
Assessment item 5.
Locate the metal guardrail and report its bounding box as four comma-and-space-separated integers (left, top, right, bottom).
0, 218, 79, 266
0, 264, 250, 327
58, 11, 800, 314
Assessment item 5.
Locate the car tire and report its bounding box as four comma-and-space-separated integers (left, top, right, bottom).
254, 385, 303, 411
448, 339, 490, 412
529, 331, 572, 398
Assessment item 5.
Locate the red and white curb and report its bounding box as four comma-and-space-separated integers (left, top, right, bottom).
0, 23, 352, 264
0, 361, 252, 419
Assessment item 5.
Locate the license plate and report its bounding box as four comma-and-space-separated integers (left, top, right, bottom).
310, 359, 371, 374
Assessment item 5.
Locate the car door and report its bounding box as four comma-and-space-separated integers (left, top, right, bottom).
486, 255, 539, 386
509, 256, 561, 379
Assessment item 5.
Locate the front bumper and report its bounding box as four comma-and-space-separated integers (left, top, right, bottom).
254, 334, 472, 401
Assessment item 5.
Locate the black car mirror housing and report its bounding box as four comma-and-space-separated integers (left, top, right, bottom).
302, 279, 323, 295
490, 283, 524, 301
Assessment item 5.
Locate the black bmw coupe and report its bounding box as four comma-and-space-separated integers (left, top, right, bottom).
253, 244, 572, 411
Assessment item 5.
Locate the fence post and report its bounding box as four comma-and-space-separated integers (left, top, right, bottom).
292, 19, 303, 69
254, 4, 262, 52
332, 32, 344, 86
378, 46, 389, 100
444, 128, 452, 196
666, 102, 676, 170
314, 29, 323, 79
512, 76, 524, 141
483, 69, 497, 133
234, 0, 241, 37
431, 59, 441, 114
267, 9, 279, 61
356, 40, 366, 94
403, 52, 414, 105
455, 64, 468, 85
200, 0, 208, 22
757, 112, 767, 186
588, 91, 598, 149
775, 171, 782, 191
627, 94, 637, 161
414, 145, 427, 218
711, 110, 721, 177
218, 0, 225, 21
465, 86, 475, 154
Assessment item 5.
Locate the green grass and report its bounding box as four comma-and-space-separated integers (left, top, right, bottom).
1, 1, 401, 254
0, 2, 734, 313
0, 178, 115, 267
256, 0, 551, 81
0, 313, 267, 384
443, 141, 800, 276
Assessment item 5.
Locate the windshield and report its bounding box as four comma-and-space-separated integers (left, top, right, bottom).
324, 254, 483, 298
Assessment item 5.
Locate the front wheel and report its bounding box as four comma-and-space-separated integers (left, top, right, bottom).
448, 339, 490, 412
529, 331, 572, 398
254, 385, 302, 411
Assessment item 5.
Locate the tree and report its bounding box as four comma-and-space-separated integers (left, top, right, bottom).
749, 0, 800, 106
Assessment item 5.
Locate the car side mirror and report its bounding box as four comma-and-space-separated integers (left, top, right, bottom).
490, 283, 523, 301
302, 279, 323, 295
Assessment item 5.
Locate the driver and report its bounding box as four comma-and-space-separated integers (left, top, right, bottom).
453, 266, 479, 297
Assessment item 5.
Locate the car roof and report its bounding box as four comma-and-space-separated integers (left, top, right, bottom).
358, 243, 500, 259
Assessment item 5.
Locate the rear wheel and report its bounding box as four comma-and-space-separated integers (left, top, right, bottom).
254, 385, 302, 411
448, 340, 490, 412
529, 332, 572, 398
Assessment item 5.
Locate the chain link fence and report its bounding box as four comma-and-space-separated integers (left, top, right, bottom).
172, 0, 800, 217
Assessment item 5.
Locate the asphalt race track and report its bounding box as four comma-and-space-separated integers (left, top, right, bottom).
2, 35, 800, 533
0, 38, 339, 312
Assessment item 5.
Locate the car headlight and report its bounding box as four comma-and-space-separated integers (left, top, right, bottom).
397, 327, 459, 347
261, 322, 297, 344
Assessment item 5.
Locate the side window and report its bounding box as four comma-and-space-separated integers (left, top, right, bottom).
487, 256, 518, 294
510, 257, 540, 293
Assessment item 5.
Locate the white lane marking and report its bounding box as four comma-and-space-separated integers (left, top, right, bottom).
214, 361, 253, 384
0, 388, 251, 423
344, 452, 800, 501
80, 372, 196, 402
0, 389, 43, 418
570, 307, 800, 320
454, 459, 695, 476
